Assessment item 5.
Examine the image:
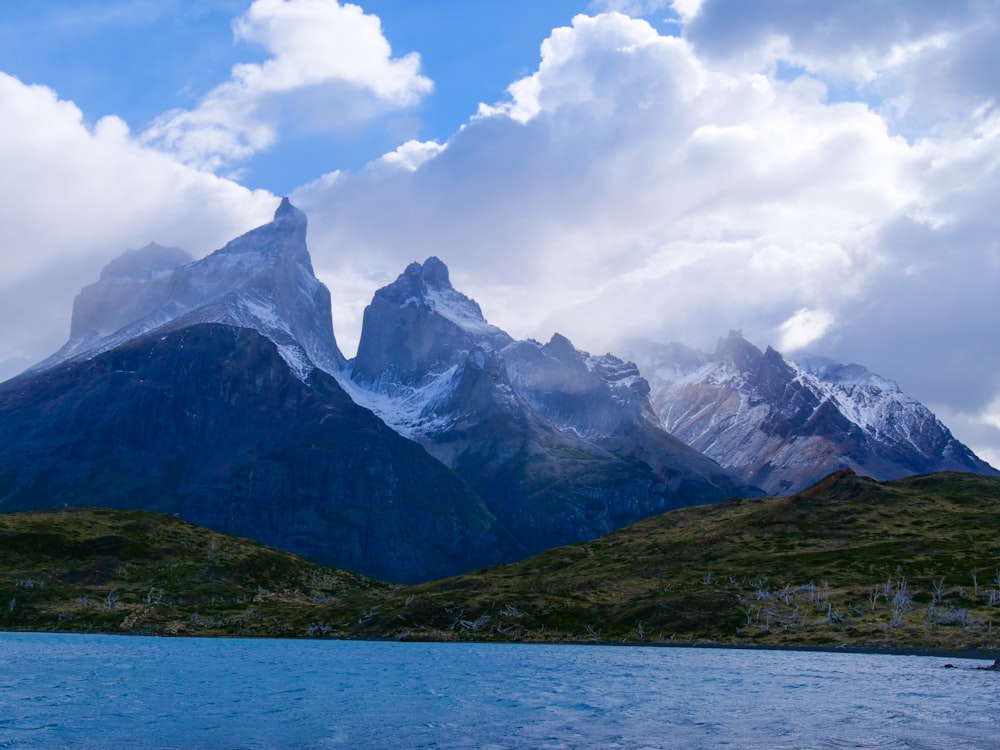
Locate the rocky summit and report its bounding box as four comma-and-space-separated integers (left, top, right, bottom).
624, 331, 999, 494
351, 256, 513, 388
345, 257, 756, 556
28, 197, 346, 380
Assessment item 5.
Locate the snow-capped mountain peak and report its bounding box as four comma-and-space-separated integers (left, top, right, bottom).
351, 257, 512, 388
623, 332, 998, 493
28, 198, 345, 380
399, 256, 505, 337
790, 355, 950, 459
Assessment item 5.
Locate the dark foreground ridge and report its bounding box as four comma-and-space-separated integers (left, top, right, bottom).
2, 471, 1000, 654
0, 324, 521, 584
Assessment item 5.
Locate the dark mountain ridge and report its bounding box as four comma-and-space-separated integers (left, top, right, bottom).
4, 471, 1000, 654
0, 322, 521, 583
0, 204, 523, 583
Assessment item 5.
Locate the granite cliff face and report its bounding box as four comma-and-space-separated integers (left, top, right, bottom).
30, 198, 346, 380
626, 332, 999, 494
351, 256, 512, 389
346, 258, 755, 555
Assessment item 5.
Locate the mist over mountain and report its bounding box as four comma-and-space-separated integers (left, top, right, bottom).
28, 198, 346, 380
68, 243, 193, 340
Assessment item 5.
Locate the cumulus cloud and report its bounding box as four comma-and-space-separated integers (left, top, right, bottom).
778, 309, 834, 352
292, 9, 1000, 462
367, 139, 446, 174
0, 72, 276, 378
683, 0, 975, 76
3, 3, 999, 463
670, 0, 705, 22
794, 96, 1000, 416
297, 13, 912, 354
682, 0, 1000, 129
142, 0, 432, 172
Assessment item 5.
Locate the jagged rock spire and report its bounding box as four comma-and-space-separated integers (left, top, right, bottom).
27, 199, 345, 379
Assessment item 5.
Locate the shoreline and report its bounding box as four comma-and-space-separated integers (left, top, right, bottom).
3, 627, 998, 662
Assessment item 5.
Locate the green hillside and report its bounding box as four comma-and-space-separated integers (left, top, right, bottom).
351, 470, 1000, 650
0, 507, 388, 636
3, 471, 1000, 652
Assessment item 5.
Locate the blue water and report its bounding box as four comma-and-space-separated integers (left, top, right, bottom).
0, 633, 997, 749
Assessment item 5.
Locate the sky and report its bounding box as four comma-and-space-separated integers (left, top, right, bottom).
1, 0, 999, 467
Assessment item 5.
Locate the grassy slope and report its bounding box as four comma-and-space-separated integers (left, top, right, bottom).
0, 507, 388, 637
2, 471, 1000, 651
354, 471, 1000, 650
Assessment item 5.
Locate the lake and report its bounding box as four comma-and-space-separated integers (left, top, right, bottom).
0, 633, 996, 748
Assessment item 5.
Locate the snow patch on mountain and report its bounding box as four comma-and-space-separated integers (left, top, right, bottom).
424, 286, 504, 337
341, 363, 463, 439
792, 355, 946, 459
588, 354, 650, 407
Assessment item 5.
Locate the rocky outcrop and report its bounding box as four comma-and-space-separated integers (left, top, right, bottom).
30, 198, 346, 380
352, 257, 512, 388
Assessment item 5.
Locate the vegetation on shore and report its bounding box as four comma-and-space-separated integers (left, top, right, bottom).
2, 471, 1000, 653
0, 507, 387, 637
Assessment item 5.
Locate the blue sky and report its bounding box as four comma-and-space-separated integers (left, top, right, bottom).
1, 0, 1000, 465
0, 0, 677, 193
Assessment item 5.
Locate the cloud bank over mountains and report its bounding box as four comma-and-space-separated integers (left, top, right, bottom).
0, 0, 998, 465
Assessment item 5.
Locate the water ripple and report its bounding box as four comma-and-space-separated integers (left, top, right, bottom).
0, 634, 997, 749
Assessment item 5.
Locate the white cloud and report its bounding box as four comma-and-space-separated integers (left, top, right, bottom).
296, 13, 913, 356
293, 9, 1000, 463
0, 72, 276, 379
682, 1, 1000, 132
142, 0, 432, 172
982, 399, 1000, 432
4, 3, 1000, 464
670, 0, 704, 22
368, 139, 446, 174
777, 308, 834, 352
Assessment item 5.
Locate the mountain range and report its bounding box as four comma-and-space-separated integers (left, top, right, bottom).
623, 333, 997, 494
344, 257, 750, 555
0, 201, 518, 583
0, 200, 994, 581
